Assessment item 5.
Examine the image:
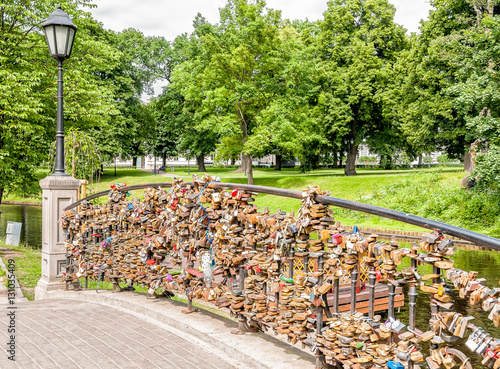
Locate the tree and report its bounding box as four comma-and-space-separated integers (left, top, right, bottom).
0, 1, 119, 204
395, 0, 500, 175
317, 0, 407, 176
92, 28, 170, 165
173, 0, 310, 184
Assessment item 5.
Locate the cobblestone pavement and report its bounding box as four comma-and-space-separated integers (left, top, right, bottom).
0, 299, 237, 369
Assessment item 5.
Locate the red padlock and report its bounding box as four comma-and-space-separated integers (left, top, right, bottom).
170, 198, 179, 210
231, 189, 239, 197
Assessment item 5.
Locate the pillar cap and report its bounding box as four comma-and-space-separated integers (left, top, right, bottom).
40, 175, 82, 190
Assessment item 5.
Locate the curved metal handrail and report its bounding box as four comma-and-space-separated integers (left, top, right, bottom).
64, 181, 500, 251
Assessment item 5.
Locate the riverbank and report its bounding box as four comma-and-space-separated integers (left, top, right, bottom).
2, 167, 499, 237
1, 201, 41, 206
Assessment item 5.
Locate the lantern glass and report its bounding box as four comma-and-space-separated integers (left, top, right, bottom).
43, 25, 56, 56
41, 6, 78, 60
66, 27, 75, 56
55, 25, 68, 56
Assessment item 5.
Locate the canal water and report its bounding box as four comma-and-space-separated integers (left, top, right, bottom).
0, 204, 43, 247
1, 204, 500, 367
397, 247, 500, 368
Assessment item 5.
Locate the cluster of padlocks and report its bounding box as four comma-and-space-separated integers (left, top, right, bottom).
61, 174, 500, 369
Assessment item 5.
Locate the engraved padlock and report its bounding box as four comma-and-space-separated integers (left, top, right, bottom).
478, 336, 494, 355
473, 331, 488, 353
465, 328, 482, 351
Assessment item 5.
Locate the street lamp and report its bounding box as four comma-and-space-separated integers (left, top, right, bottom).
41, 6, 78, 176
187, 149, 191, 175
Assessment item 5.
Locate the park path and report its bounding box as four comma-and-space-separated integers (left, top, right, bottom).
0, 298, 238, 369
0, 282, 314, 369
139, 168, 180, 179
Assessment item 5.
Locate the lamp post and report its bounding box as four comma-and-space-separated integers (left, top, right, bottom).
187, 149, 191, 175
41, 6, 78, 176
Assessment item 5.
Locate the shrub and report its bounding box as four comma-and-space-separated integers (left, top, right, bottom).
336, 170, 500, 234
473, 145, 500, 193
437, 154, 450, 164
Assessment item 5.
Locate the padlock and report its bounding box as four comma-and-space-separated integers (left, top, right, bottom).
494, 310, 500, 328
483, 349, 496, 367
484, 297, 498, 311
473, 331, 488, 353
455, 316, 473, 338
437, 238, 453, 252
441, 350, 456, 369
495, 358, 500, 369
386, 317, 406, 333
478, 336, 493, 355
489, 303, 500, 321
448, 313, 462, 331
465, 328, 482, 351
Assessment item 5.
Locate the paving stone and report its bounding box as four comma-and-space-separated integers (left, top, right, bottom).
0, 299, 237, 369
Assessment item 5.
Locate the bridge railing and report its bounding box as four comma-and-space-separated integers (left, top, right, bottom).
61, 175, 500, 369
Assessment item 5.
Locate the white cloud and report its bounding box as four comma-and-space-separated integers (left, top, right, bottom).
89, 0, 432, 40
389, 0, 433, 33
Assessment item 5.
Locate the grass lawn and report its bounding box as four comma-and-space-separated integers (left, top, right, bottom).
0, 239, 41, 300
5, 165, 498, 236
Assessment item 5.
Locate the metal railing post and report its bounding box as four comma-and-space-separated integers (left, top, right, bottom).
350, 269, 358, 314
368, 267, 376, 321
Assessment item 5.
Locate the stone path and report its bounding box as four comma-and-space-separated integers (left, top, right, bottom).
0, 299, 237, 369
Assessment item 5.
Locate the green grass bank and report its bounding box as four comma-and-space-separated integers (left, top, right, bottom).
0, 240, 41, 300
3, 166, 500, 237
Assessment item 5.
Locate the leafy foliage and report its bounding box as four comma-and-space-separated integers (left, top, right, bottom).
48, 128, 102, 186
340, 170, 500, 232
473, 145, 500, 191
0, 0, 119, 203
317, 0, 407, 176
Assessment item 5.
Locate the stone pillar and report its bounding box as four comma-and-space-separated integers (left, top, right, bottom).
35, 175, 80, 299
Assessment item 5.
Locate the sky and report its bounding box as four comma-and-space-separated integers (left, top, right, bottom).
89, 0, 433, 40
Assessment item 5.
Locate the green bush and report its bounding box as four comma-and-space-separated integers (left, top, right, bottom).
473, 145, 500, 193
336, 170, 500, 235
423, 156, 433, 165
437, 154, 450, 164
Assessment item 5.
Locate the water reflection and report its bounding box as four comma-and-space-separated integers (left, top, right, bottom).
396, 248, 500, 368
0, 205, 42, 247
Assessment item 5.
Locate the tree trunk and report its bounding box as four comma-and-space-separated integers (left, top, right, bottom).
339, 153, 343, 168
231, 158, 235, 165
344, 143, 358, 176
0, 187, 3, 205
418, 154, 423, 165
332, 151, 338, 168
72, 145, 76, 178
246, 154, 254, 185
275, 154, 282, 171
197, 154, 206, 172
132, 157, 137, 167
463, 151, 475, 174
382, 154, 393, 169
162, 152, 166, 167
234, 153, 247, 172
